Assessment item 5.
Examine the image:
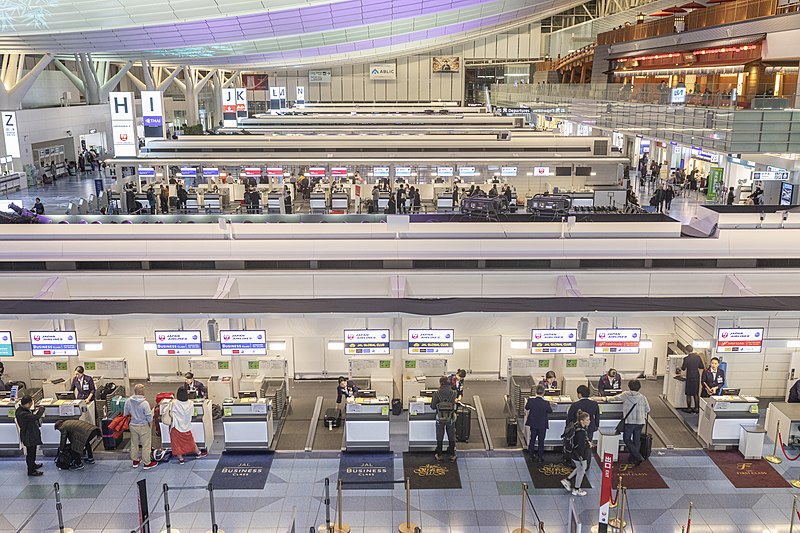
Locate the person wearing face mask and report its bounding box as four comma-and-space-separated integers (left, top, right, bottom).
598, 369, 621, 396
701, 357, 726, 398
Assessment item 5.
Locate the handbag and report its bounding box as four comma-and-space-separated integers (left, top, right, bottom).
615, 404, 636, 434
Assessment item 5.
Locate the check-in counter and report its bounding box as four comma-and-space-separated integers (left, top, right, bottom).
0, 399, 21, 451
345, 396, 390, 451
524, 395, 572, 447
221, 398, 273, 451
310, 191, 327, 213
765, 402, 800, 449
39, 398, 86, 452
408, 395, 436, 451
597, 398, 625, 435
698, 395, 759, 448
437, 195, 454, 212
159, 399, 214, 451
331, 192, 349, 212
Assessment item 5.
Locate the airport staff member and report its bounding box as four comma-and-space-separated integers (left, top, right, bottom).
598, 369, 621, 396
0, 361, 6, 391
182, 372, 207, 399
789, 380, 800, 403
680, 346, 704, 414
336, 377, 359, 405
69, 366, 96, 403
540, 371, 558, 391
525, 384, 552, 464
701, 357, 726, 398
567, 385, 600, 442
448, 369, 467, 401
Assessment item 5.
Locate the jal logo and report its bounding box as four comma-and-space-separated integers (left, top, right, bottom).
412, 333, 419, 339
33, 335, 41, 342
722, 332, 729, 338
536, 168, 546, 175
535, 333, 542, 339
347, 333, 354, 340
158, 335, 166, 341
119, 134, 128, 142
223, 334, 231, 341
599, 333, 606, 339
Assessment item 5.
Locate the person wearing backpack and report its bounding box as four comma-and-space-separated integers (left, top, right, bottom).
431, 375, 458, 462
524, 384, 552, 464
560, 410, 593, 497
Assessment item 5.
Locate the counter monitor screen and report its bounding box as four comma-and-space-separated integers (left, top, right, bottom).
721, 388, 740, 396
30, 331, 79, 357
419, 390, 436, 398
238, 391, 257, 399
544, 388, 561, 396
716, 327, 764, 353
187, 391, 198, 400
0, 330, 12, 357
605, 389, 623, 396
0, 391, 9, 399
56, 392, 75, 400
359, 389, 377, 399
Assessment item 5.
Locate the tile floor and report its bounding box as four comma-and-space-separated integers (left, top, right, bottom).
2, 444, 799, 533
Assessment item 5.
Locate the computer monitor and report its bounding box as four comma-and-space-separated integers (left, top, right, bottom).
544, 388, 561, 396
359, 389, 377, 399
419, 390, 436, 398
238, 390, 257, 399
721, 388, 740, 396
56, 392, 75, 400
605, 389, 623, 396
187, 391, 198, 400
0, 391, 9, 399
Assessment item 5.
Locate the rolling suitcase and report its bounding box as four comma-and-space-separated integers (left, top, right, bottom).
101, 417, 123, 450
506, 417, 518, 447
324, 408, 342, 429
640, 432, 653, 460
455, 408, 471, 443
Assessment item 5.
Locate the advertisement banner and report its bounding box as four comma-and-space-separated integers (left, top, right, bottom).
30, 331, 79, 357
141, 91, 165, 144
344, 329, 390, 356
155, 330, 203, 356
1, 112, 21, 158
109, 92, 138, 157
432, 56, 460, 73
594, 328, 641, 354
530, 329, 577, 355
222, 88, 237, 127
707, 167, 724, 201
598, 452, 613, 532
716, 328, 764, 353
309, 70, 332, 83
369, 63, 397, 80
408, 329, 454, 355
219, 330, 267, 356
0, 331, 12, 357
235, 88, 248, 122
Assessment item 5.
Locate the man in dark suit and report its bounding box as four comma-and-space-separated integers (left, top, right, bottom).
525, 384, 553, 463
681, 346, 705, 413
15, 396, 44, 476
567, 385, 600, 443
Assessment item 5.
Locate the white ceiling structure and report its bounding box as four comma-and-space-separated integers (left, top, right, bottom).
0, 0, 579, 68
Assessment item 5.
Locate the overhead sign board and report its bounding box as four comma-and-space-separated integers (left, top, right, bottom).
344, 329, 390, 356
395, 167, 412, 177
369, 63, 397, 80
222, 88, 237, 127
501, 166, 518, 177
155, 330, 203, 356
459, 166, 476, 177
235, 87, 248, 122
244, 168, 262, 177
269, 87, 287, 110
408, 329, 454, 355
331, 167, 348, 177
437, 167, 454, 177
531, 329, 577, 355
753, 170, 790, 181
594, 328, 641, 354
141, 91, 165, 144
296, 86, 305, 105
138, 167, 155, 177
0, 331, 12, 357
716, 328, 764, 353
309, 167, 326, 177
179, 167, 197, 178
266, 167, 283, 177
202, 168, 219, 178
1, 112, 21, 158
373, 166, 390, 177
309, 70, 332, 83
109, 92, 138, 157
219, 330, 267, 356
533, 166, 550, 176
30, 331, 78, 357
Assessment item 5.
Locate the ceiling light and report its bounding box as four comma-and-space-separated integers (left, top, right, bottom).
328, 341, 344, 350
454, 341, 470, 350
639, 340, 653, 349
510, 340, 529, 349
83, 342, 103, 351
693, 340, 711, 349
144, 342, 157, 350
787, 340, 800, 348
268, 341, 287, 351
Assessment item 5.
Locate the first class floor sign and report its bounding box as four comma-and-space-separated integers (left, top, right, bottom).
716, 328, 764, 353
220, 330, 267, 356
594, 328, 641, 354
155, 330, 203, 356
30, 331, 78, 357
344, 329, 390, 356
0, 331, 12, 356
408, 329, 454, 355
531, 329, 577, 354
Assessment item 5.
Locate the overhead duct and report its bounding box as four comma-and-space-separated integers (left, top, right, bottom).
577, 317, 589, 340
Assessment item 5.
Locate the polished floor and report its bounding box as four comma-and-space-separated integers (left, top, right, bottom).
1, 441, 799, 533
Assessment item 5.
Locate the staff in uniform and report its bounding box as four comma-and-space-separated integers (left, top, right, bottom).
525, 385, 553, 464
540, 371, 558, 391
789, 380, 800, 403
336, 376, 359, 405
680, 346, 704, 413
701, 357, 726, 398
448, 369, 467, 402
69, 366, 96, 403
182, 372, 207, 399
598, 369, 621, 396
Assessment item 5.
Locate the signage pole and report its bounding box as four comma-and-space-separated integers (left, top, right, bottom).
597, 452, 614, 533
397, 478, 418, 533
334, 479, 350, 533
765, 420, 782, 464
511, 482, 532, 533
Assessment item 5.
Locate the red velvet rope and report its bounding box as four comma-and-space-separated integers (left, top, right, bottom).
686, 517, 691, 533
778, 432, 800, 461
610, 488, 618, 506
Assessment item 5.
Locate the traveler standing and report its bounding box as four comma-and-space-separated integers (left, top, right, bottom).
169, 388, 208, 464
567, 386, 600, 443
431, 375, 458, 462
664, 185, 675, 210
146, 187, 157, 215
15, 396, 44, 476
560, 410, 593, 496
32, 198, 45, 215
681, 346, 704, 413
386, 195, 396, 214
726, 187, 735, 205
413, 188, 421, 213
124, 384, 157, 469
524, 385, 552, 464
160, 186, 169, 214
396, 187, 405, 214
451, 186, 460, 208
609, 380, 650, 466
55, 419, 101, 469
176, 184, 188, 211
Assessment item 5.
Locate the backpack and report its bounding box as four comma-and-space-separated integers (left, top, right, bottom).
160, 400, 173, 426
562, 424, 577, 457
98, 382, 116, 400
55, 449, 73, 470
436, 401, 457, 423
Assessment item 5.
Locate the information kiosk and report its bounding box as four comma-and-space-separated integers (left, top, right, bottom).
221, 396, 273, 451
697, 392, 760, 448
345, 396, 391, 451
159, 398, 214, 451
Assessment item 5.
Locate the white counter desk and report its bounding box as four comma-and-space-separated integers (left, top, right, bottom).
345, 396, 391, 451
221, 397, 273, 451
159, 399, 214, 452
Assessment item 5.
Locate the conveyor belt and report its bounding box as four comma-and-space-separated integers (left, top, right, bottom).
274, 380, 322, 450
468, 381, 515, 449
640, 378, 702, 449
313, 398, 345, 451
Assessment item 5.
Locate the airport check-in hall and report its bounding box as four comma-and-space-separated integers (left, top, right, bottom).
1, 0, 800, 531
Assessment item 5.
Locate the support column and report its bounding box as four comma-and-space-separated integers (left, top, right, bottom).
0, 53, 54, 109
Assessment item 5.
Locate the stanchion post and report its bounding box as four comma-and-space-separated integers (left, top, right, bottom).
790, 494, 797, 533
160, 483, 179, 533
511, 482, 532, 533
205, 483, 224, 533
318, 478, 333, 533
397, 478, 418, 533
609, 487, 627, 531
53, 482, 75, 533
333, 479, 350, 533
766, 420, 783, 464
686, 499, 693, 533
611, 476, 623, 509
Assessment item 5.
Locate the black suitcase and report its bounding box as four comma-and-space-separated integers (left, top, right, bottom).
455, 409, 471, 442
391, 399, 402, 416
101, 417, 123, 450
324, 407, 341, 429
639, 433, 653, 460
506, 417, 518, 447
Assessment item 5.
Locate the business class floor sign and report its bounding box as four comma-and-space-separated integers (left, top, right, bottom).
339, 452, 394, 490
210, 452, 273, 490
708, 451, 788, 488
403, 452, 462, 489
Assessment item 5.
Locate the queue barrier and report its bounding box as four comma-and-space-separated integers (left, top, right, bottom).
128, 482, 224, 533
53, 482, 75, 533
775, 431, 800, 488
